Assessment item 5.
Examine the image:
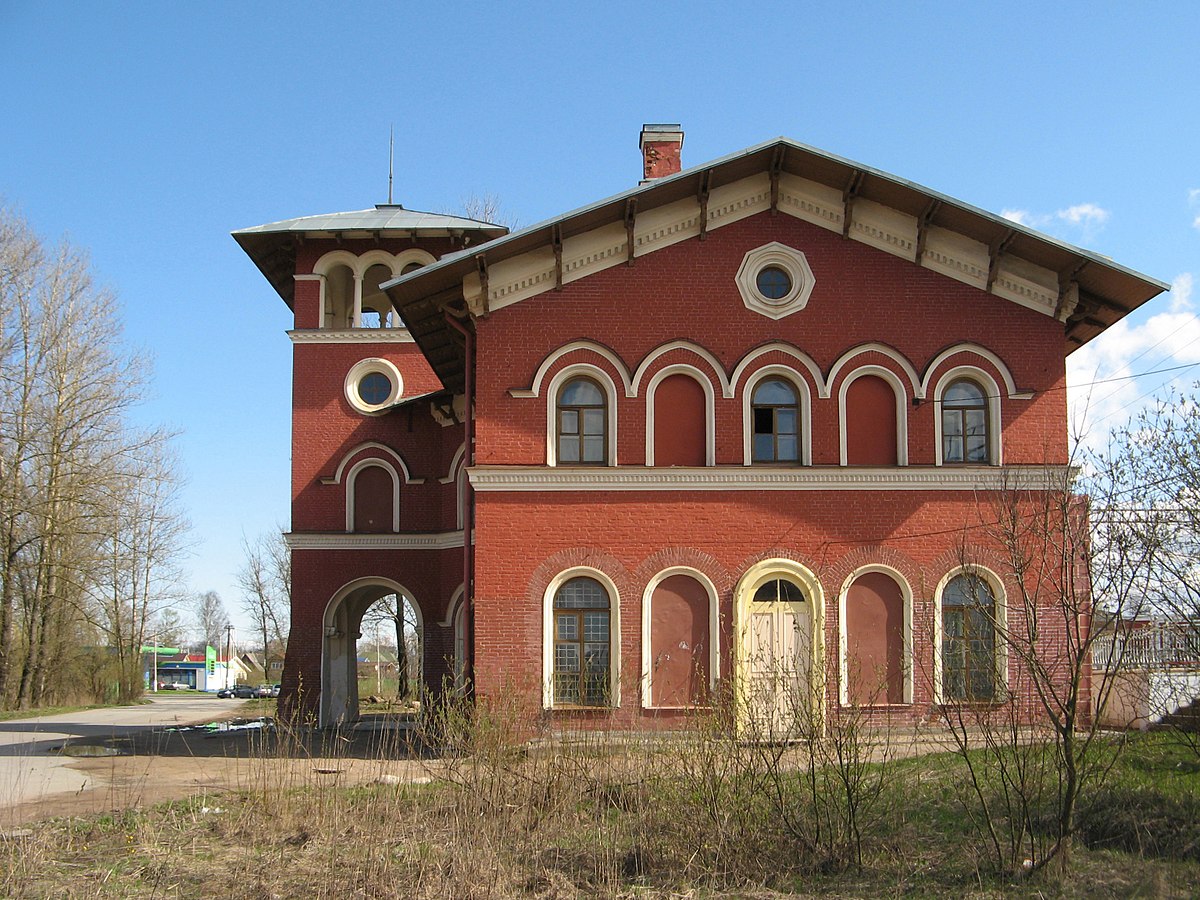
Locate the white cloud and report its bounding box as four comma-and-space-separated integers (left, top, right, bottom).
1001, 208, 1036, 227
1057, 203, 1110, 227
1068, 272, 1200, 449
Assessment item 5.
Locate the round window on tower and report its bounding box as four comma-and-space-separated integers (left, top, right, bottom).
344, 358, 404, 415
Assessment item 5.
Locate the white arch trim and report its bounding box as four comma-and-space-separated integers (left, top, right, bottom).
313, 247, 437, 279
836, 365, 910, 466
836, 564, 914, 707
438, 584, 467, 627
730, 342, 826, 397
328, 441, 420, 485
733, 557, 827, 725
827, 343, 923, 400
921, 343, 1022, 399
320, 576, 425, 727
932, 565, 1009, 705
438, 443, 467, 484
644, 365, 716, 467
344, 458, 401, 532
640, 567, 721, 709
512, 340, 635, 399
542, 566, 622, 709
741, 365, 814, 466
932, 365, 1004, 466
544, 363, 620, 466
631, 340, 733, 398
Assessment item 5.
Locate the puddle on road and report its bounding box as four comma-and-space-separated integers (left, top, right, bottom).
54, 744, 123, 758
161, 717, 274, 734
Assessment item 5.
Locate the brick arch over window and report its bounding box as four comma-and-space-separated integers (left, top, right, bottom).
325, 442, 419, 533
541, 567, 622, 709
931, 365, 1004, 465
646, 366, 713, 466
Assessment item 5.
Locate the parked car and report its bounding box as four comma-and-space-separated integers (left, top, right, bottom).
255, 684, 274, 698
270, 683, 281, 698
218, 684, 258, 699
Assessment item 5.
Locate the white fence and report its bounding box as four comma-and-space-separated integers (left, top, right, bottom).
1092, 623, 1200, 671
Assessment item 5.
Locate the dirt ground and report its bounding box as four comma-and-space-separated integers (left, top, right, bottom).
2, 716, 439, 828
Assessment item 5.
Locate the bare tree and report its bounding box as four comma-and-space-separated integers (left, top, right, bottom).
363, 593, 419, 698
237, 531, 289, 679
458, 194, 517, 230
192, 590, 228, 651
0, 206, 183, 708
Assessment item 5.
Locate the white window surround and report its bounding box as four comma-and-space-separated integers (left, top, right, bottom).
836, 365, 910, 466
344, 358, 405, 416
312, 248, 437, 330
729, 343, 826, 398
542, 566, 622, 709
932, 365, 1004, 466
438, 443, 467, 484
735, 242, 816, 320
644, 365, 716, 466
631, 340, 733, 398
344, 459, 401, 532
932, 566, 1009, 705
742, 366, 814, 466
545, 363, 620, 467
733, 557, 826, 718
511, 340, 635, 399
437, 584, 467, 627
827, 343, 923, 400
640, 567, 720, 709
324, 441, 421, 486
919, 343, 1026, 400
836, 565, 914, 707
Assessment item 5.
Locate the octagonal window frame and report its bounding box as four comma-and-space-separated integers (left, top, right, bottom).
735, 242, 816, 320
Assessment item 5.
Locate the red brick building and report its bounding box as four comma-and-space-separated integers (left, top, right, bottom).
235, 127, 1165, 729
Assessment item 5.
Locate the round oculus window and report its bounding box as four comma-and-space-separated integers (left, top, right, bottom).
344, 357, 404, 415
357, 371, 393, 406
755, 265, 792, 301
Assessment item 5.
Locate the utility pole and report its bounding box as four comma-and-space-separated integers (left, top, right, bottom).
224, 623, 234, 689
376, 621, 383, 696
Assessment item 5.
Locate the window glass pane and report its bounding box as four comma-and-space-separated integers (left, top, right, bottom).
776, 408, 797, 435
753, 378, 796, 406
556, 643, 579, 672
753, 582, 777, 603
560, 379, 603, 406
556, 614, 577, 641
357, 372, 392, 405
582, 409, 604, 435
753, 434, 774, 461
560, 409, 579, 435
756, 266, 792, 300
582, 436, 605, 462
942, 412, 963, 437
583, 611, 609, 641
944, 380, 984, 406
778, 579, 805, 602
777, 435, 798, 461
556, 577, 608, 608
559, 435, 580, 462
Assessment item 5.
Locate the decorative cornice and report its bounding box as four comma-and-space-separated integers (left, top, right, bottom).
468, 465, 1074, 493
289, 329, 415, 344
286, 531, 466, 550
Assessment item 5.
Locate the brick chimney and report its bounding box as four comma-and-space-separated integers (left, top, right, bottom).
639, 124, 684, 183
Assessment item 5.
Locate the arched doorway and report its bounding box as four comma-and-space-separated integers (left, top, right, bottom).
321, 578, 423, 726
735, 560, 824, 739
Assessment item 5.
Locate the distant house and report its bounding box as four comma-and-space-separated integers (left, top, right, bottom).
236, 125, 1167, 729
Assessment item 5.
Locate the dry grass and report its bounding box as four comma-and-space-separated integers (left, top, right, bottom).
3, 703, 1200, 898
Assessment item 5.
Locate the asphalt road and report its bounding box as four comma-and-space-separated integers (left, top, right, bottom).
0, 695, 247, 822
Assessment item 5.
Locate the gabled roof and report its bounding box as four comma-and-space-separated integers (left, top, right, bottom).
381, 137, 1168, 394
232, 204, 507, 308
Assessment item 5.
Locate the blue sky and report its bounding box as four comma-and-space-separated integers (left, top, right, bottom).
1, 2, 1196, 637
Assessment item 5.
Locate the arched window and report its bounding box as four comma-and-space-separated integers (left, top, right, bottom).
941, 574, 997, 701
941, 379, 989, 464
844, 374, 898, 466
324, 264, 355, 329
552, 577, 611, 706
360, 264, 395, 328
556, 377, 607, 465
652, 373, 706, 467
351, 464, 397, 533
751, 378, 799, 464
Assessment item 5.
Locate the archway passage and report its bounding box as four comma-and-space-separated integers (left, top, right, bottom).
322, 579, 423, 726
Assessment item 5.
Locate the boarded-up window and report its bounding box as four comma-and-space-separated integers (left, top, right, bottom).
845, 375, 897, 466
649, 574, 710, 706
653, 374, 706, 466
845, 571, 904, 704
352, 464, 395, 533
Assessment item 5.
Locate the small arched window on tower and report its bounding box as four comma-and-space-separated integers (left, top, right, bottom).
556, 377, 607, 465
941, 379, 990, 464
751, 378, 799, 464
360, 264, 396, 328
324, 264, 355, 329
